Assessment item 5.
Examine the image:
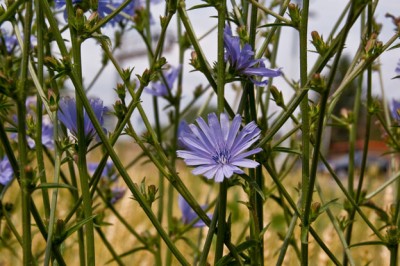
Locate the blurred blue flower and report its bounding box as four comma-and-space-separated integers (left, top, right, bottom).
0, 30, 18, 53
396, 59, 400, 75
88, 160, 125, 204
58, 97, 107, 143
54, 0, 155, 26
88, 160, 117, 182
178, 195, 211, 228
10, 97, 54, 150
25, 116, 54, 150
54, 0, 82, 8
392, 99, 400, 121
109, 186, 126, 204
177, 113, 262, 182
224, 25, 281, 86
0, 156, 13, 186
146, 66, 181, 97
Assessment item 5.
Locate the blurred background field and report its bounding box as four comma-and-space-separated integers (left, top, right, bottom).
0, 140, 393, 265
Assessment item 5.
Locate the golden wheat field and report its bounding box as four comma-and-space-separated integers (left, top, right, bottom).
0, 140, 393, 265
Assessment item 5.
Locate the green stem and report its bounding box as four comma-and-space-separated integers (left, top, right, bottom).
199, 203, 219, 265
177, 0, 234, 117
0, 0, 24, 23
44, 111, 61, 266
17, 1, 33, 264
299, 0, 310, 264
316, 182, 355, 265
95, 227, 124, 266
34, 0, 50, 219
214, 1, 227, 263
0, 123, 66, 265
276, 212, 299, 265
215, 180, 228, 264
66, 0, 95, 264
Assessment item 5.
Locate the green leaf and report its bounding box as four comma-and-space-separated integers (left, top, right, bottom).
33, 183, 77, 191
319, 198, 339, 213
187, 4, 212, 10
240, 174, 265, 201
62, 215, 97, 240
259, 222, 271, 239
272, 146, 302, 155
388, 42, 400, 51
258, 23, 294, 28
105, 247, 148, 264
216, 240, 258, 265
349, 241, 387, 248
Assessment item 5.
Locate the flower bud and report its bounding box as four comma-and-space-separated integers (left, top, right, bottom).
288, 3, 301, 28
270, 86, 284, 107
310, 73, 326, 93
311, 31, 329, 55
386, 225, 399, 245
190, 51, 201, 70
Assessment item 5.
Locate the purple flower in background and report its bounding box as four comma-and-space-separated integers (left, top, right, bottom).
88, 160, 117, 182
396, 59, 400, 75
177, 113, 262, 182
26, 116, 54, 150
178, 195, 211, 227
109, 187, 126, 204
0, 30, 18, 53
224, 25, 281, 86
177, 120, 191, 148
0, 156, 13, 186
10, 97, 54, 150
58, 97, 107, 143
54, 0, 82, 8
146, 66, 180, 97
88, 160, 125, 204
391, 99, 400, 121
54, 0, 154, 26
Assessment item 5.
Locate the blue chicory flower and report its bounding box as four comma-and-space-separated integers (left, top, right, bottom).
396, 59, 400, 75
10, 97, 54, 150
0, 30, 18, 53
54, 0, 153, 26
26, 116, 54, 150
88, 160, 125, 204
178, 195, 211, 228
57, 97, 107, 143
177, 113, 263, 182
109, 186, 126, 204
391, 99, 400, 121
88, 160, 117, 182
0, 156, 13, 186
146, 65, 181, 97
224, 25, 281, 86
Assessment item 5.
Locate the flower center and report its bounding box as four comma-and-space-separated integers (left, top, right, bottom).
212, 149, 231, 165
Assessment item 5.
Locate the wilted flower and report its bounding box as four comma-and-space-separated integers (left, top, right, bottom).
178, 195, 211, 228
145, 65, 180, 97
224, 25, 281, 86
57, 97, 107, 143
391, 99, 400, 121
177, 113, 262, 182
0, 156, 13, 186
